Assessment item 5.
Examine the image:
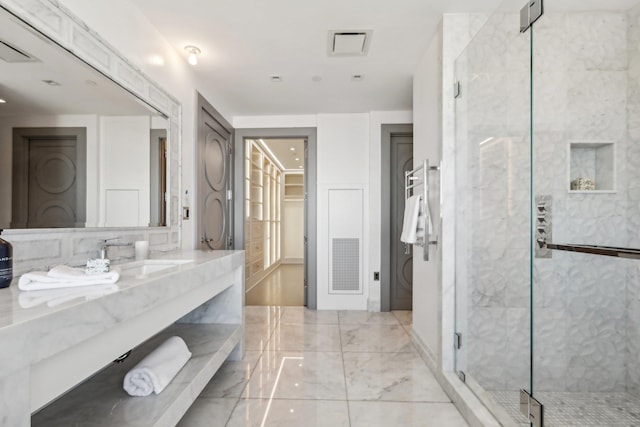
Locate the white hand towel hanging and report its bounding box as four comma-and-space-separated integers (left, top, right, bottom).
401, 194, 433, 244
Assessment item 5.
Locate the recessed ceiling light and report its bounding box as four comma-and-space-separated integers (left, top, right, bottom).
270, 75, 282, 82
0, 99, 6, 104
298, 165, 303, 169
295, 157, 300, 161
289, 147, 295, 151
42, 80, 60, 86
351, 74, 364, 81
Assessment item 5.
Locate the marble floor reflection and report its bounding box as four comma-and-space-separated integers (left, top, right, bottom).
245, 265, 304, 306
177, 306, 469, 427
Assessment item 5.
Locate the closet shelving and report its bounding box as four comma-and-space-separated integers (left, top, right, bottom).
284, 172, 304, 199
245, 140, 282, 286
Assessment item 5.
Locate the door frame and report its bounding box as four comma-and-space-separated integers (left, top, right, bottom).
380, 124, 413, 312
233, 127, 318, 309
196, 92, 234, 250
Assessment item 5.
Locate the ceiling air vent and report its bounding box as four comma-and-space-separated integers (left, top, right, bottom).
327, 30, 372, 57
0, 40, 37, 63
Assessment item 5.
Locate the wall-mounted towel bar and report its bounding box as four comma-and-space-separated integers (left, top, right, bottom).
404, 158, 440, 261
538, 239, 640, 260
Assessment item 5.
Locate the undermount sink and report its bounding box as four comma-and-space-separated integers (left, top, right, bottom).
117, 259, 194, 278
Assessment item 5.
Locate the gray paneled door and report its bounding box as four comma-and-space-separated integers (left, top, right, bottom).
12, 127, 87, 229
197, 94, 233, 250
390, 134, 413, 310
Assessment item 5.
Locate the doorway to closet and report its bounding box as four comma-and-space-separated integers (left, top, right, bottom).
234, 128, 317, 308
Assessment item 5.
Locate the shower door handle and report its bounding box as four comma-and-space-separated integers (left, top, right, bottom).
404, 243, 411, 255
543, 241, 640, 260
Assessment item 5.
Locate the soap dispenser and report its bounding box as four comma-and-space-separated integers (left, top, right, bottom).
0, 229, 13, 288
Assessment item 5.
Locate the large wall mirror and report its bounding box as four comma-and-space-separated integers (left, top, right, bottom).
0, 4, 176, 230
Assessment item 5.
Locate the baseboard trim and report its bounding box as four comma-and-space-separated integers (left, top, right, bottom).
411, 329, 501, 427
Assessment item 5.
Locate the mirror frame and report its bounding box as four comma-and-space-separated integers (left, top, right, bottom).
0, 0, 182, 250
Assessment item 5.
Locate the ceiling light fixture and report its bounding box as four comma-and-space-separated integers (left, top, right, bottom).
270, 75, 282, 82
295, 157, 300, 161
289, 147, 295, 151
351, 74, 364, 81
184, 45, 201, 65
42, 79, 60, 86
0, 98, 6, 104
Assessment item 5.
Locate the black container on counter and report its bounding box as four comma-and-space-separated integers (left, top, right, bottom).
0, 229, 13, 288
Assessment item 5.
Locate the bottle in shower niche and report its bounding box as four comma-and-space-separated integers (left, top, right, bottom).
0, 230, 13, 288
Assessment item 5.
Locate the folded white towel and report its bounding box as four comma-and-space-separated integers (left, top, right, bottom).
123, 336, 192, 397
18, 265, 120, 291
18, 284, 119, 308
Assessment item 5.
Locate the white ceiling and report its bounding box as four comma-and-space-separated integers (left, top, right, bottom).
0, 11, 154, 118
129, 0, 506, 116
260, 138, 306, 171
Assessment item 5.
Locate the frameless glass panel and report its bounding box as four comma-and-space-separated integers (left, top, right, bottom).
531, 1, 640, 424
453, 0, 532, 423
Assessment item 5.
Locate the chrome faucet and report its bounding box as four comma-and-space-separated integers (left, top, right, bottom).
100, 238, 132, 259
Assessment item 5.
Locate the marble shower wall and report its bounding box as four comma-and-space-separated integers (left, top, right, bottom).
532, 11, 629, 393
625, 3, 640, 397
457, 8, 638, 393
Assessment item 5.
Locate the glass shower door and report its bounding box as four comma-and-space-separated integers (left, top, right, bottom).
530, 2, 640, 425
453, 1, 533, 424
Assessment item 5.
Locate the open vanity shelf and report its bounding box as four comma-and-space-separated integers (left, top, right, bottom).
33, 323, 242, 426
0, 250, 244, 426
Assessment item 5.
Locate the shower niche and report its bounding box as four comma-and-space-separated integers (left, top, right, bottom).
567, 141, 616, 193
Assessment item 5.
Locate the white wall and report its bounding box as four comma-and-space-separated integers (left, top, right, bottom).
0, 114, 99, 227
100, 116, 150, 226
412, 25, 444, 363
58, 0, 234, 248
316, 114, 370, 309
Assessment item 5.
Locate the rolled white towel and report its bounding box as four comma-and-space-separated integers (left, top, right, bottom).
123, 336, 192, 397
19, 265, 120, 291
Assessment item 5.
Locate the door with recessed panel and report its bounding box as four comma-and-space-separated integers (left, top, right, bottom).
12, 127, 87, 229
390, 134, 413, 310
197, 94, 233, 250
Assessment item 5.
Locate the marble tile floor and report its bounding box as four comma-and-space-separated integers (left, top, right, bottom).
246, 265, 305, 306
490, 390, 640, 426
177, 306, 469, 427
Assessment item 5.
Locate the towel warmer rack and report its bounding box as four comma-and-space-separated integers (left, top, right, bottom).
405, 158, 440, 261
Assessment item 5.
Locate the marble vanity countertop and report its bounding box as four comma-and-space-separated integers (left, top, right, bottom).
0, 249, 244, 378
